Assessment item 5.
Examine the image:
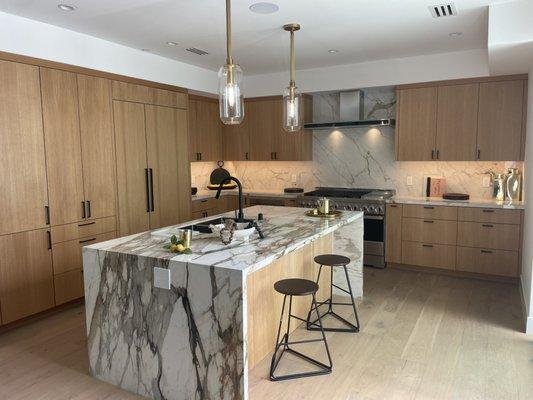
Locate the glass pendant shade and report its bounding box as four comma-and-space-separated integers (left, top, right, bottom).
283, 86, 302, 132
218, 63, 244, 125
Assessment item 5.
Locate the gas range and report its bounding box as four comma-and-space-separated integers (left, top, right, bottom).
297, 187, 395, 269
297, 187, 395, 215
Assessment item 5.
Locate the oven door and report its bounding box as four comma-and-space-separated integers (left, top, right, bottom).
363, 215, 385, 268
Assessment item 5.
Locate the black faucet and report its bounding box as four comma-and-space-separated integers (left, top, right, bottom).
215, 176, 265, 239
216, 176, 245, 221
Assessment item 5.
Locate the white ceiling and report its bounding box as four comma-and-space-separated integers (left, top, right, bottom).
0, 0, 506, 75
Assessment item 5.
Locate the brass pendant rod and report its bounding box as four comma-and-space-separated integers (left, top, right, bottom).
225, 0, 233, 65
290, 29, 295, 87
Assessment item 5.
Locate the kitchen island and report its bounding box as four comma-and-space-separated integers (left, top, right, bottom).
83, 205, 363, 400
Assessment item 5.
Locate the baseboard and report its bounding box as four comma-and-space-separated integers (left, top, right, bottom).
519, 275, 533, 334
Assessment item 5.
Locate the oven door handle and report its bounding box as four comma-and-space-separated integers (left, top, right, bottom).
364, 215, 384, 220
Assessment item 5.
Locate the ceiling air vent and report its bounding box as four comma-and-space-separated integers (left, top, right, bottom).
429, 3, 457, 18
186, 47, 209, 56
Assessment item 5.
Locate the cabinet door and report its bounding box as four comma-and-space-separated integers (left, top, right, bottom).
223, 111, 250, 161
0, 61, 49, 235
77, 75, 116, 219
188, 99, 198, 161
396, 87, 437, 161
0, 229, 54, 324
477, 80, 525, 161
435, 84, 479, 160
385, 204, 402, 263
195, 99, 223, 161
113, 101, 150, 236
249, 99, 276, 160
40, 68, 85, 225
274, 97, 313, 161
146, 105, 190, 229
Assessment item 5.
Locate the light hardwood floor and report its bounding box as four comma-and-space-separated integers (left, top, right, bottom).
0, 268, 531, 400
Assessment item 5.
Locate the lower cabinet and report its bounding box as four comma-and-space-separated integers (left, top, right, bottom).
0, 229, 55, 324
191, 195, 240, 219
386, 203, 523, 279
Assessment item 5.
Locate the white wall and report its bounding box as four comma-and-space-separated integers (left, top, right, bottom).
522, 70, 533, 334
243, 49, 489, 97
0, 11, 217, 93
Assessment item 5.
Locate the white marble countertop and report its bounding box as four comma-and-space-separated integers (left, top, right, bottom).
85, 205, 363, 274
388, 196, 525, 210
192, 189, 302, 201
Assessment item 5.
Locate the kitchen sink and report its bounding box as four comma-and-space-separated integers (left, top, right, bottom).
181, 217, 227, 233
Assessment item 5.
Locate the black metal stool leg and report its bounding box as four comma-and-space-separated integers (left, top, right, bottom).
343, 265, 360, 331
306, 264, 324, 328
269, 295, 287, 379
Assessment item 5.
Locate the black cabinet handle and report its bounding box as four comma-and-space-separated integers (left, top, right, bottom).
436, 149, 440, 159
477, 149, 481, 160
149, 168, 155, 212
389, 204, 398, 208
46, 231, 52, 250
423, 220, 434, 223
422, 244, 433, 248
79, 237, 97, 244
423, 206, 434, 210
44, 205, 50, 225
431, 150, 435, 159
199, 153, 202, 161
86, 200, 91, 218
481, 249, 493, 254
145, 168, 150, 212
82, 201, 86, 219
78, 221, 95, 227
270, 152, 274, 160
482, 209, 494, 213
245, 152, 249, 160
482, 224, 494, 228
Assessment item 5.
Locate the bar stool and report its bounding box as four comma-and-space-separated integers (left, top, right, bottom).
306, 254, 360, 333
269, 278, 333, 381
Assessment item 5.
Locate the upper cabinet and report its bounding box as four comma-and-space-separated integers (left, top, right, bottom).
0, 60, 49, 236
476, 80, 525, 161
189, 97, 223, 162
396, 76, 527, 161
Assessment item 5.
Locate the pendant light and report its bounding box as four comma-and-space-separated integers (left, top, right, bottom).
219, 0, 244, 124
282, 23, 302, 132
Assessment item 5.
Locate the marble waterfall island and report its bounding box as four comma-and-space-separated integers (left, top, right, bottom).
83, 205, 363, 400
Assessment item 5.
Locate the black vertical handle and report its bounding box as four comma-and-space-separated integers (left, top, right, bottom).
431, 150, 435, 159
245, 152, 249, 160
46, 230, 52, 250
82, 201, 86, 219
145, 168, 151, 212
149, 168, 155, 212
86, 200, 91, 218
44, 205, 50, 225
477, 149, 481, 159
436, 149, 440, 159
199, 153, 202, 161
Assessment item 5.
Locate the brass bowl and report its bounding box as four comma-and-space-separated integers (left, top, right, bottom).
305, 209, 342, 219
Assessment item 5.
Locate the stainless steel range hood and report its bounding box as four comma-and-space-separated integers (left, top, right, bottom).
304, 90, 395, 129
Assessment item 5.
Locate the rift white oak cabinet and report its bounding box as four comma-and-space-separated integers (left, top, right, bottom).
396, 75, 527, 161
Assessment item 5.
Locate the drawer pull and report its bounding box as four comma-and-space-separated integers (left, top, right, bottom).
422, 244, 433, 248
423, 220, 434, 223
78, 221, 96, 227
46, 231, 52, 250
423, 206, 434, 210
482, 224, 494, 228
482, 209, 495, 213
389, 204, 398, 208
480, 249, 493, 254
79, 238, 97, 244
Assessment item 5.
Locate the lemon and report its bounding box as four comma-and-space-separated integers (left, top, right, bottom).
176, 244, 185, 252
170, 244, 180, 253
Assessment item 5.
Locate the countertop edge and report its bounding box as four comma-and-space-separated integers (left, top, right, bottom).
388, 196, 525, 210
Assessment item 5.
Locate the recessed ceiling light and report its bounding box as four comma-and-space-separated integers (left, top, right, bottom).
249, 2, 279, 14
57, 4, 75, 11
328, 49, 339, 54
166, 41, 178, 46
449, 32, 463, 38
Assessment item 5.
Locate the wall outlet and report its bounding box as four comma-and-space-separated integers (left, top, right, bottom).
406, 176, 413, 186
291, 174, 298, 184
154, 267, 171, 290
482, 176, 491, 188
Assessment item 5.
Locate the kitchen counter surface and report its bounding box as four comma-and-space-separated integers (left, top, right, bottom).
85, 205, 362, 275
192, 188, 303, 201
388, 196, 525, 210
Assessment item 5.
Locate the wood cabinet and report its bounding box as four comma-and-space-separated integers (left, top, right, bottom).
223, 110, 250, 161
387, 202, 523, 279
396, 76, 527, 161
40, 68, 86, 225
435, 84, 479, 160
396, 87, 437, 161
476, 80, 525, 161
0, 229, 55, 324
114, 100, 190, 236
0, 60, 49, 236
189, 97, 223, 161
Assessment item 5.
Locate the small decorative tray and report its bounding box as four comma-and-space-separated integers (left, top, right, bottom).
207, 184, 237, 190
305, 209, 343, 219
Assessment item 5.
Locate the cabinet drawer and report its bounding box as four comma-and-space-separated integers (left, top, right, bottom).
457, 222, 520, 251
458, 208, 522, 224
402, 204, 457, 220
456, 246, 519, 277
54, 270, 84, 305
402, 241, 456, 270
52, 231, 116, 275
192, 198, 217, 213
51, 216, 116, 244
401, 218, 457, 245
